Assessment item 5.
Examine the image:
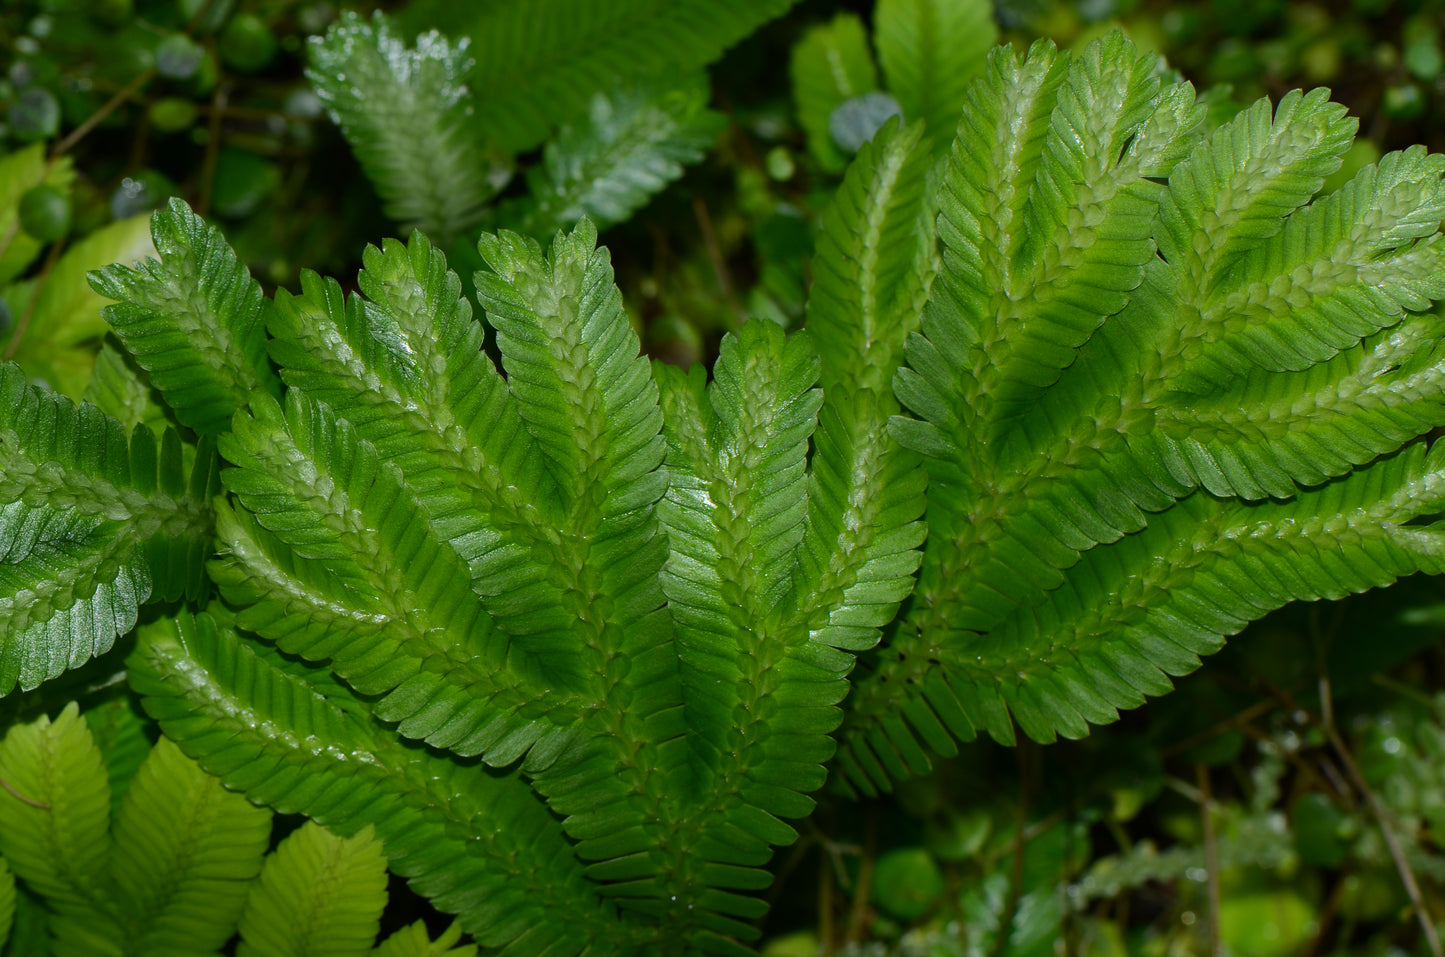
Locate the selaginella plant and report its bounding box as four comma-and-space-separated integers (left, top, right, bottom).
1, 27, 1445, 955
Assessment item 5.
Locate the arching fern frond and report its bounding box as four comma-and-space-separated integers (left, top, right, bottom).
836, 31, 1445, 791
794, 118, 932, 653
109, 736, 272, 954
215, 389, 580, 766
0, 702, 112, 929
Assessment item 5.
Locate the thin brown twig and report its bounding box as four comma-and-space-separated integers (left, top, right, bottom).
844, 804, 879, 944
690, 194, 746, 324
50, 67, 157, 163
819, 844, 835, 954
197, 81, 230, 218
1162, 698, 1277, 758
1196, 763, 1222, 957
0, 776, 49, 809
1318, 673, 1443, 957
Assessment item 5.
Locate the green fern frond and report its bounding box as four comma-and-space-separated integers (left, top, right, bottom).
657, 321, 822, 774
1155, 88, 1356, 297
83, 339, 166, 436
472, 220, 675, 706
88, 198, 279, 437
373, 921, 475, 957
237, 822, 387, 957
0, 365, 216, 692
110, 736, 272, 954
842, 443, 1445, 788
264, 233, 574, 681
128, 612, 634, 956
1162, 145, 1445, 392
83, 693, 154, 817
789, 13, 879, 172
794, 119, 932, 652
874, 0, 997, 154
399, 0, 800, 154
501, 77, 725, 238
836, 32, 1445, 788
0, 703, 113, 924
308, 12, 497, 245
215, 389, 578, 764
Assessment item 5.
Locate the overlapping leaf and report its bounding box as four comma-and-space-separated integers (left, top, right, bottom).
837, 32, 1445, 790
89, 198, 277, 437
236, 823, 387, 957
789, 13, 879, 171
0, 364, 217, 694
129, 611, 631, 956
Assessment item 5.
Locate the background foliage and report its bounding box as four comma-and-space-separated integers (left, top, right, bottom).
6, 1, 1445, 955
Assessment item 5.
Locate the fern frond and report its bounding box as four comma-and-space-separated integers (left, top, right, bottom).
264, 233, 575, 682
110, 736, 272, 954
874, 0, 997, 154
647, 321, 877, 951
789, 14, 879, 172
216, 389, 579, 765
401, 0, 800, 153
502, 77, 725, 237
473, 220, 675, 704
794, 119, 932, 652
83, 693, 153, 817
1164, 145, 1445, 391
373, 920, 476, 957
838, 32, 1445, 789
236, 822, 387, 957
308, 12, 497, 245
1155, 87, 1356, 296
83, 339, 166, 436
805, 119, 936, 396
88, 198, 279, 437
0, 365, 215, 692
128, 612, 635, 955
0, 703, 113, 922
842, 443, 1445, 789
658, 322, 822, 770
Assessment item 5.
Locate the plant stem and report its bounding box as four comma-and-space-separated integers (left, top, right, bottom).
1318, 672, 1444, 957
4, 236, 65, 361
1196, 763, 1221, 957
